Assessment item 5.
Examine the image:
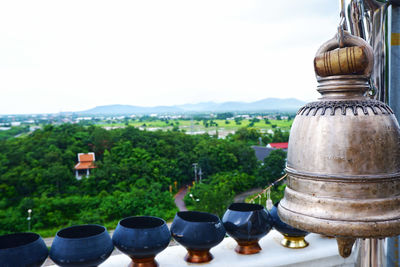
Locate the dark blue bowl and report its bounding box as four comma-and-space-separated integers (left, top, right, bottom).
49, 224, 114, 267
269, 202, 309, 248
222, 203, 272, 254
170, 211, 225, 263
0, 232, 48, 267
112, 216, 170, 267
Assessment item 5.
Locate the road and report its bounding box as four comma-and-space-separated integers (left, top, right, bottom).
233, 187, 262, 203
174, 186, 188, 211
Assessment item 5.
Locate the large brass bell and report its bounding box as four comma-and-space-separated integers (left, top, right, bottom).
278, 31, 400, 258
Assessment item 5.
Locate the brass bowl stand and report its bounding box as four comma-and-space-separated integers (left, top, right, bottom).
281, 236, 309, 249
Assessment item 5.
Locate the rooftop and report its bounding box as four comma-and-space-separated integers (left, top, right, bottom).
251, 145, 274, 161
267, 143, 288, 150
74, 152, 96, 170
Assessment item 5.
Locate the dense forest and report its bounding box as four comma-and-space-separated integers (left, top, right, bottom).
0, 124, 287, 236
0, 126, 30, 141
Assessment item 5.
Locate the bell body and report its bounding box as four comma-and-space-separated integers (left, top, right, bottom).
279, 75, 400, 239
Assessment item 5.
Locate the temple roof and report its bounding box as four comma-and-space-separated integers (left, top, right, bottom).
74, 152, 96, 170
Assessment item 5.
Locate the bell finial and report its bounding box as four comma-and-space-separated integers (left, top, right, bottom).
314, 31, 373, 78
312, 31, 374, 99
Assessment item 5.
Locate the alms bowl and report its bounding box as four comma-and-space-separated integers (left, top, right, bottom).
170, 211, 225, 263
222, 203, 273, 254
49, 224, 114, 266
112, 216, 170, 267
270, 202, 309, 249
0, 232, 48, 267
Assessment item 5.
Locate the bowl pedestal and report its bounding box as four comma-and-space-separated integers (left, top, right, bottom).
235, 240, 262, 254
281, 235, 309, 249
184, 249, 213, 263
129, 256, 158, 267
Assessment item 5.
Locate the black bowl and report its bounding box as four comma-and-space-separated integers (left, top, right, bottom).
170, 211, 226, 263
222, 203, 273, 254
112, 216, 170, 267
269, 202, 309, 249
0, 232, 48, 267
49, 224, 114, 266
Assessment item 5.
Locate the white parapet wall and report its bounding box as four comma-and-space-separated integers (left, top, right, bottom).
49, 230, 357, 267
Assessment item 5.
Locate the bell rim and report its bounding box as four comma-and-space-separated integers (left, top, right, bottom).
278, 203, 400, 238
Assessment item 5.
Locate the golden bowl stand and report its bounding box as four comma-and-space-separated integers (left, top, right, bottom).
281, 235, 309, 249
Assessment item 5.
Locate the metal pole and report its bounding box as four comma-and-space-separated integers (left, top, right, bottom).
358, 239, 386, 267
198, 168, 202, 183
389, 4, 400, 116
387, 3, 400, 267
192, 163, 198, 183
27, 209, 32, 231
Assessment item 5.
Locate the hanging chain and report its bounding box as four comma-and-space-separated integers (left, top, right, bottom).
338, 0, 347, 48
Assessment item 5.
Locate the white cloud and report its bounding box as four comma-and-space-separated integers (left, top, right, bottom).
0, 0, 339, 114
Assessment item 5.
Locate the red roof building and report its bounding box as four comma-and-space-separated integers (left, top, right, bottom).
74, 152, 96, 180
267, 142, 288, 150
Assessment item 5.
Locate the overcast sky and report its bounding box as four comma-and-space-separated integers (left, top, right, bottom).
0, 0, 339, 114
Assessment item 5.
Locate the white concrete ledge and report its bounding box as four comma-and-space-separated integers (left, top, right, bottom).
50, 230, 357, 267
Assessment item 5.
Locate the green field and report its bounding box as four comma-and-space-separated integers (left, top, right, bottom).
99, 119, 293, 133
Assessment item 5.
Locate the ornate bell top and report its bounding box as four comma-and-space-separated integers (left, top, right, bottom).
314, 31, 373, 100
297, 31, 394, 118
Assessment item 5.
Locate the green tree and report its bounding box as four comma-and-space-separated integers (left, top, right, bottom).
257, 149, 287, 186
271, 128, 289, 143
0, 123, 260, 236
234, 117, 242, 125
229, 127, 261, 145
184, 171, 256, 217
216, 112, 234, 120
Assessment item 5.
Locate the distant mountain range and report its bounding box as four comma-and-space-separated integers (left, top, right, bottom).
78, 98, 306, 115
